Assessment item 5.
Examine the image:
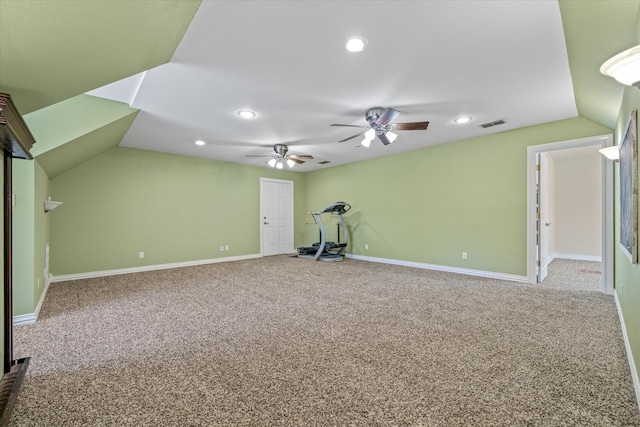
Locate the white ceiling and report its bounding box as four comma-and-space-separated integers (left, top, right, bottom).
88, 0, 577, 172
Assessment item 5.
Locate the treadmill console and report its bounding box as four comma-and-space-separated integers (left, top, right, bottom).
320, 202, 351, 215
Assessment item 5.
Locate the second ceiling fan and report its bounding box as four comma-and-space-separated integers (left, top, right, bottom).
331, 107, 429, 147
245, 144, 313, 169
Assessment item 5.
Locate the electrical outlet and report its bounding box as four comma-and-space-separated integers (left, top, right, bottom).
139, 252, 144, 259
225, 245, 229, 251
462, 252, 468, 260
220, 245, 225, 252
365, 244, 369, 250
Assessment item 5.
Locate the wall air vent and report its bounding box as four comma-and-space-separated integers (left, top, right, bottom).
318, 161, 331, 165
478, 119, 506, 129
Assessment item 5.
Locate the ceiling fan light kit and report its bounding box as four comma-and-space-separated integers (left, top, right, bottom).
386, 131, 398, 143
361, 129, 375, 147
332, 106, 429, 147
247, 143, 314, 169
600, 44, 640, 88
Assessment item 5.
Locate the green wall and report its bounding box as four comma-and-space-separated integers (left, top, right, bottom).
614, 85, 640, 379
13, 161, 35, 316
304, 117, 611, 276
48, 117, 611, 280
49, 147, 306, 276
13, 160, 49, 316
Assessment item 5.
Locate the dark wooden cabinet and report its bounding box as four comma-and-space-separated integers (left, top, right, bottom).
0, 93, 34, 426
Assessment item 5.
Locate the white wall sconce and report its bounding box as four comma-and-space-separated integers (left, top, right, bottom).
598, 145, 620, 162
600, 45, 640, 89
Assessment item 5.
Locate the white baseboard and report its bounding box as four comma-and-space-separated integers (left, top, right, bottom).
50, 253, 262, 283
345, 254, 529, 283
553, 253, 602, 262
615, 292, 640, 412
13, 313, 36, 326
14, 276, 51, 326
15, 254, 262, 325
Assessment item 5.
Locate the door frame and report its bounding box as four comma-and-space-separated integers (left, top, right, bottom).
526, 134, 614, 293
538, 152, 551, 282
259, 177, 294, 256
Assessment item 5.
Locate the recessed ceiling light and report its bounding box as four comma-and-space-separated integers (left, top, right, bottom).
195, 140, 206, 146
454, 116, 473, 124
345, 36, 367, 53
237, 110, 256, 119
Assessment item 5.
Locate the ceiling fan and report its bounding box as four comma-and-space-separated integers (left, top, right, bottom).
331, 107, 429, 147
246, 144, 313, 169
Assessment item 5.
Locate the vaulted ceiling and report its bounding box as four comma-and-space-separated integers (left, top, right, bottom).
1, 1, 638, 177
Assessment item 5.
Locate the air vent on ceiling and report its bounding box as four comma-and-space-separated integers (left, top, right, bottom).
318, 161, 331, 165
478, 119, 506, 129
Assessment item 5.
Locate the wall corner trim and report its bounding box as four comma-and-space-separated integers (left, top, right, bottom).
615, 292, 640, 413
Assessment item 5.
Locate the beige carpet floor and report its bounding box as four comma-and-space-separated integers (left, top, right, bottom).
8, 256, 640, 426
541, 259, 602, 293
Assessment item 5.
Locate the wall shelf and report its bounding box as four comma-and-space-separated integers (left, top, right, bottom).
44, 200, 62, 213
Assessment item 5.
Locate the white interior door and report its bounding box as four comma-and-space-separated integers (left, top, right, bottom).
260, 178, 294, 256
538, 154, 551, 282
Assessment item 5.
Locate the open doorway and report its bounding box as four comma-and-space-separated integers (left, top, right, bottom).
527, 135, 614, 294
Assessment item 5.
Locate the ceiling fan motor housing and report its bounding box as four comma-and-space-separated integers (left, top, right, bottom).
366, 107, 394, 135
365, 107, 385, 124
274, 144, 288, 157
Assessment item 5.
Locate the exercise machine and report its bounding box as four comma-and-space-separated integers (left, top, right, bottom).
297, 202, 351, 262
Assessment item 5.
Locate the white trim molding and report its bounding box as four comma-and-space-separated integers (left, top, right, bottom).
14, 275, 51, 326
346, 254, 528, 283
615, 292, 640, 412
50, 254, 262, 283
16, 254, 262, 325
553, 253, 602, 262
13, 313, 36, 327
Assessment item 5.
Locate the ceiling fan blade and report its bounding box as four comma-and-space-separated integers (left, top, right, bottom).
376, 108, 400, 125
289, 154, 313, 160
288, 157, 306, 164
377, 133, 392, 145
338, 132, 365, 143
391, 121, 430, 131
330, 124, 368, 128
